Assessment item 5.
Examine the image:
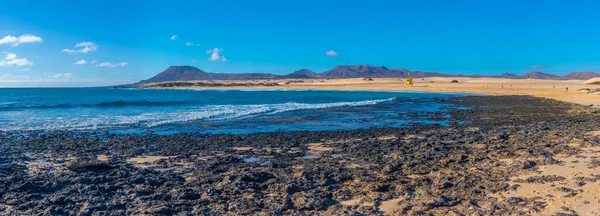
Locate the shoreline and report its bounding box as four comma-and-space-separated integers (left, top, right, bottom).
140, 77, 600, 106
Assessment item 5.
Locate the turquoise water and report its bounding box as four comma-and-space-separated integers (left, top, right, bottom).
0, 88, 464, 133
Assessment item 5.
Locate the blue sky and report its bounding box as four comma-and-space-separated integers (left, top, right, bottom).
2, 0, 600, 86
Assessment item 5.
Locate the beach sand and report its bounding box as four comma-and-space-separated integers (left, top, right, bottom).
146, 77, 600, 106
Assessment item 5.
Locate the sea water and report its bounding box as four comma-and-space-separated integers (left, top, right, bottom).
0, 88, 465, 133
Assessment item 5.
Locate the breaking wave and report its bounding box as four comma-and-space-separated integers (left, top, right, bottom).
0, 98, 394, 131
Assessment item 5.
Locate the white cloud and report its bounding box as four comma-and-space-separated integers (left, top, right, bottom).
74, 59, 87, 65
49, 73, 74, 79
62, 42, 98, 54
170, 35, 178, 40
325, 50, 339, 56
0, 53, 32, 67
0, 34, 43, 46
186, 42, 200, 46
96, 61, 128, 68
0, 36, 17, 45
90, 60, 97, 63
206, 48, 227, 62
6, 53, 16, 60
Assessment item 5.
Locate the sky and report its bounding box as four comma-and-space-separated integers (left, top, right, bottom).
2, 0, 600, 87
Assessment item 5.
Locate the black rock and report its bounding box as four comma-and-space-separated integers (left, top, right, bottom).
544, 156, 560, 165
147, 206, 173, 214
241, 171, 274, 183
283, 184, 302, 194
292, 195, 332, 210
382, 161, 403, 174
522, 160, 537, 169
66, 160, 112, 172
177, 191, 200, 200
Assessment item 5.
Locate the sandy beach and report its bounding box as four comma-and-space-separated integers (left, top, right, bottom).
145, 77, 600, 107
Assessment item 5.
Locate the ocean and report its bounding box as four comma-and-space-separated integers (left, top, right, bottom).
0, 88, 465, 133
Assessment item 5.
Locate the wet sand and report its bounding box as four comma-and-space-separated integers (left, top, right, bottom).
1, 95, 600, 215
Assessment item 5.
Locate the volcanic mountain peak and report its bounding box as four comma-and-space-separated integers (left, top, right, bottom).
520, 71, 560, 79
139, 66, 207, 84
497, 73, 520, 78
562, 71, 600, 80
282, 69, 319, 78
320, 64, 394, 78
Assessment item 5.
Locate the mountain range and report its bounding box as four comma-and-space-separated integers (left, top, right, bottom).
128, 65, 600, 86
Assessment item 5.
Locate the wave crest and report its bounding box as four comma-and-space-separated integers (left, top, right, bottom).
0, 98, 394, 131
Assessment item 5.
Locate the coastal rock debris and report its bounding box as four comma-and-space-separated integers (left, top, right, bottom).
66, 159, 112, 172
2, 96, 600, 215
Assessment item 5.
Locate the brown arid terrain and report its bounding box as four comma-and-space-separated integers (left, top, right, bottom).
143, 77, 600, 106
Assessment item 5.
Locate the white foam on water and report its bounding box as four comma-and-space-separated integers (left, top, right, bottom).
0, 98, 394, 131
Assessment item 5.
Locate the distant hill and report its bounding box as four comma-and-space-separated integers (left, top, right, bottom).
121, 65, 600, 87
138, 66, 279, 84
520, 71, 560, 79
281, 69, 319, 79
562, 72, 600, 80
318, 65, 455, 78
320, 65, 397, 78
497, 73, 520, 78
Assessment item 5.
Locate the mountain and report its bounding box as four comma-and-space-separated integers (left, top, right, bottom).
497, 73, 520, 78
138, 66, 208, 83
520, 71, 560, 79
281, 69, 319, 79
319, 65, 401, 78
562, 72, 600, 80
317, 65, 448, 78
121, 65, 600, 87
138, 66, 279, 84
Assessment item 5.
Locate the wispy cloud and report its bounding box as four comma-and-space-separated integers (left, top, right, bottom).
0, 34, 43, 46
62, 42, 98, 54
186, 42, 201, 47
170, 35, 178, 40
0, 53, 32, 67
325, 50, 339, 56
528, 65, 547, 70
49, 73, 74, 79
74, 59, 87, 65
206, 48, 227, 62
96, 61, 128, 68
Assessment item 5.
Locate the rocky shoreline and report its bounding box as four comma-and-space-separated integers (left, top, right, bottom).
1, 95, 599, 215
